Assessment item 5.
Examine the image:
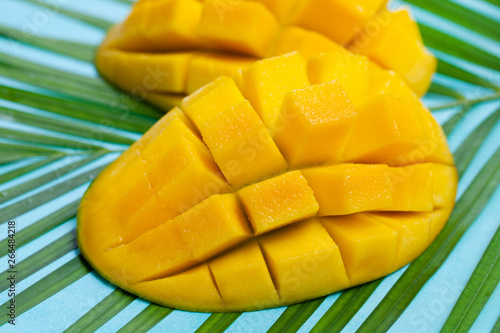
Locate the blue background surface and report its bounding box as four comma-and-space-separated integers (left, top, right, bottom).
0, 0, 499, 332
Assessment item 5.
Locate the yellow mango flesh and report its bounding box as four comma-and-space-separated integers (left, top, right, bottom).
288, 0, 382, 45
186, 53, 256, 94
209, 242, 280, 311
369, 212, 432, 269
104, 0, 203, 52
385, 164, 434, 212
79, 53, 457, 312
259, 219, 350, 304
271, 27, 339, 58
322, 214, 398, 285
248, 0, 301, 23
350, 8, 437, 96
237, 52, 310, 131
181, 76, 245, 127
273, 80, 357, 167
132, 264, 225, 313
96, 0, 436, 104
197, 0, 280, 57
302, 164, 393, 216
197, 100, 288, 186
238, 171, 319, 234
343, 93, 428, 164
173, 194, 251, 260
308, 50, 370, 107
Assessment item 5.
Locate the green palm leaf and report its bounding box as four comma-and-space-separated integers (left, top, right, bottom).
440, 224, 500, 332
0, 0, 499, 332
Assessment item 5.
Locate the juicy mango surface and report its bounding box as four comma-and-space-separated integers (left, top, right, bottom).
78, 53, 457, 312
96, 0, 436, 111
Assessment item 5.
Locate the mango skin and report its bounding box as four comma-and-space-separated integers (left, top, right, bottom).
79, 53, 456, 313
96, 0, 436, 112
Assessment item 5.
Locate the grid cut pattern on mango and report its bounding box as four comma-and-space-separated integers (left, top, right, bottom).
96, 0, 437, 112
78, 52, 457, 312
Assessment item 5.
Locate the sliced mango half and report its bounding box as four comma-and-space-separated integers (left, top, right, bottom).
79, 53, 456, 312
96, 0, 436, 111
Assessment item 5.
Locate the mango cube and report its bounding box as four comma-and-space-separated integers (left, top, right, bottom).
198, 100, 288, 186
174, 194, 252, 260
428, 207, 454, 241
102, 8, 156, 52
273, 81, 357, 167
249, 0, 301, 22
259, 219, 349, 303
181, 76, 245, 127
99, 149, 159, 238
78, 147, 151, 252
132, 265, 225, 312
145, 136, 230, 215
322, 214, 398, 285
343, 93, 427, 164
186, 53, 255, 94
103, 51, 195, 93
209, 242, 279, 310
370, 212, 431, 268
197, 0, 280, 57
350, 8, 437, 96
302, 164, 393, 216
110, 0, 202, 52
140, 0, 203, 51
101, 221, 196, 283
384, 164, 434, 212
432, 164, 458, 208
415, 109, 455, 165
272, 27, 339, 58
238, 171, 319, 234
308, 50, 370, 106
237, 52, 310, 130
139, 107, 201, 163
366, 62, 411, 100
121, 194, 179, 245
289, 0, 375, 44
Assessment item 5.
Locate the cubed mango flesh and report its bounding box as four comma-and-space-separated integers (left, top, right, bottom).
197, 100, 288, 187
145, 136, 230, 215
186, 53, 255, 94
237, 52, 310, 130
139, 107, 201, 163
131, 264, 225, 312
273, 81, 357, 167
97, 0, 436, 106
98, 50, 195, 93
248, 0, 300, 23
174, 194, 251, 260
259, 219, 349, 303
384, 164, 434, 212
432, 164, 458, 208
308, 50, 370, 106
343, 93, 427, 164
369, 212, 432, 268
209, 242, 279, 311
322, 214, 398, 285
100, 220, 196, 283
181, 76, 245, 127
80, 53, 456, 313
350, 8, 437, 96
271, 27, 339, 59
289, 0, 375, 44
197, 0, 280, 57
302, 164, 392, 216
238, 171, 319, 234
